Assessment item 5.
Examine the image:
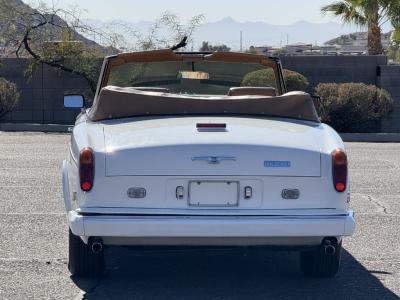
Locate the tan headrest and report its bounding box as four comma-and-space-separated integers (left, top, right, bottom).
228, 87, 276, 97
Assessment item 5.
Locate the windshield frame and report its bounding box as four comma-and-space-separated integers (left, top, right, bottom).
95, 49, 287, 100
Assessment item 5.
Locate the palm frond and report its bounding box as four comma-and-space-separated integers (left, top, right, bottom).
384, 0, 400, 28
321, 1, 368, 27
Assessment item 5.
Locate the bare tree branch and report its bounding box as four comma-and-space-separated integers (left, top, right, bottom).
1, 0, 204, 96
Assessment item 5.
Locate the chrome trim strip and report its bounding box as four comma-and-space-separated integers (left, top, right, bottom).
78, 212, 351, 219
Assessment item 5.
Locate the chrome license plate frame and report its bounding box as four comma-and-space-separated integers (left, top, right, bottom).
188, 181, 239, 207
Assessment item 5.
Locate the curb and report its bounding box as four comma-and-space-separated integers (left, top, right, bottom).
340, 133, 400, 142
0, 123, 71, 133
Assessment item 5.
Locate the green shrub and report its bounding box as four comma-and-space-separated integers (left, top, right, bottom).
283, 70, 309, 92
241, 69, 276, 88
315, 83, 393, 133
241, 69, 309, 92
0, 78, 20, 119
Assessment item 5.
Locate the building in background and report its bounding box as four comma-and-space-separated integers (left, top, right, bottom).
324, 32, 392, 54
250, 31, 392, 56
284, 42, 313, 55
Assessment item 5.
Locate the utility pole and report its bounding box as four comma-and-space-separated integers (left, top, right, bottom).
240, 31, 243, 52
286, 34, 289, 46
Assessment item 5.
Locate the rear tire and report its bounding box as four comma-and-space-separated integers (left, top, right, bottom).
300, 241, 342, 278
68, 229, 105, 277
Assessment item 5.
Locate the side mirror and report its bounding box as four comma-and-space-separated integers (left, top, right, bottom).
64, 95, 84, 109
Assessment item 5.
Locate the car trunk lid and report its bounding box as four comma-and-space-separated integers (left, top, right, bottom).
103, 117, 321, 177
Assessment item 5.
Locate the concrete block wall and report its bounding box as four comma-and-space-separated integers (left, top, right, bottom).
0, 56, 399, 132
281, 56, 387, 94
0, 59, 89, 124
379, 65, 400, 133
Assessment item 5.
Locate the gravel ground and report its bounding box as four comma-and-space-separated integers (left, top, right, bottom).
0, 132, 399, 299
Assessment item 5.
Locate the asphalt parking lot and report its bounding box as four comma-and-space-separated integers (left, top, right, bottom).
0, 132, 399, 299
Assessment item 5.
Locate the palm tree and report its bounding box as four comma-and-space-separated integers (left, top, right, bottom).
321, 0, 400, 55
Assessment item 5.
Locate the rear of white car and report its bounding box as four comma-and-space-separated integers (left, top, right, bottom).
62, 50, 355, 278
64, 116, 354, 277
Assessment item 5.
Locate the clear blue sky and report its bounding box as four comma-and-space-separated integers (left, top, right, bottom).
26, 0, 337, 24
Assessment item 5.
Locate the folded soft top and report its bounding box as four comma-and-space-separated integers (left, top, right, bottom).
88, 86, 320, 122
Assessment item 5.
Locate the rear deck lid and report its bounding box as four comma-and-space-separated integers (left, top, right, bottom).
103, 117, 321, 177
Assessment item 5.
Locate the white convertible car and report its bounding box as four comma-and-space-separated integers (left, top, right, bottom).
62, 49, 355, 278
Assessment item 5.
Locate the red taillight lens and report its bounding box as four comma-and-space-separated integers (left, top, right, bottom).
80, 147, 94, 192
332, 149, 347, 192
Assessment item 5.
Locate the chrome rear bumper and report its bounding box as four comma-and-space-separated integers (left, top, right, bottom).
69, 210, 355, 245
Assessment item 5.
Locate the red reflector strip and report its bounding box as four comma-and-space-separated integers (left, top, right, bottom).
196, 123, 226, 129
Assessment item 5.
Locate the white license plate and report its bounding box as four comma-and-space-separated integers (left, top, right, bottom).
188, 181, 239, 207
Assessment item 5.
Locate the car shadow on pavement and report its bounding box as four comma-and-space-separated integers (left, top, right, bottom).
72, 246, 398, 300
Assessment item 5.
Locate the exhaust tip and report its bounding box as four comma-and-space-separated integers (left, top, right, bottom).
91, 240, 103, 254
324, 244, 336, 255
322, 238, 337, 256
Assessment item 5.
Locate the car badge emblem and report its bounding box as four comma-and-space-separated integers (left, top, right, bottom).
264, 161, 291, 168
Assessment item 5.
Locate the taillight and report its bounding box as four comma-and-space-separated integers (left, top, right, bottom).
332, 148, 347, 192
80, 147, 94, 192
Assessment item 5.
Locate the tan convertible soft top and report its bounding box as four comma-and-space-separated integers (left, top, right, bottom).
88, 86, 320, 122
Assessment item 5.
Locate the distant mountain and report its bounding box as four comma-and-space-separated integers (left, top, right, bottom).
195, 17, 359, 49
87, 16, 361, 50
